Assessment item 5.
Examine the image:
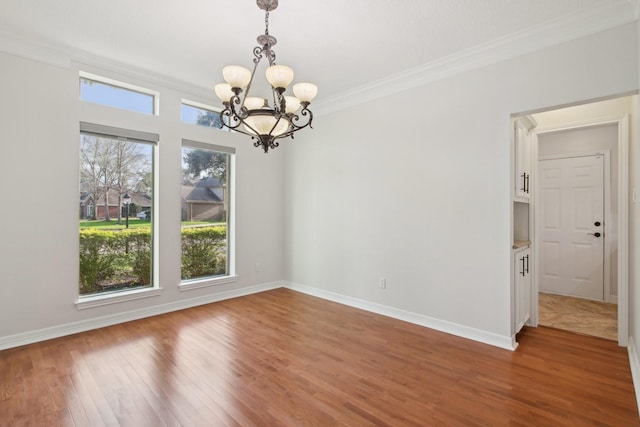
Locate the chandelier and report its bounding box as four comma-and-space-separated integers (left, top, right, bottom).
214, 0, 318, 153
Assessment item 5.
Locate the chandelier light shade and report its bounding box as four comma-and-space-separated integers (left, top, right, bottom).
214, 0, 317, 153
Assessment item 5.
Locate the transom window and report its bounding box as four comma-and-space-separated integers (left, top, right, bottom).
80, 72, 158, 115
181, 100, 224, 129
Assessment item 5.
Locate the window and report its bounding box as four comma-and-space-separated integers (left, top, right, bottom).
180, 140, 234, 286
79, 122, 157, 298
80, 72, 157, 115
181, 100, 224, 129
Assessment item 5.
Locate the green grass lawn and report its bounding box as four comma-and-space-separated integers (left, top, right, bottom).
80, 219, 220, 229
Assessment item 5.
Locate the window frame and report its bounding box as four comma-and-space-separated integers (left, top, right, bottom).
79, 71, 160, 115
179, 139, 237, 291
76, 122, 161, 309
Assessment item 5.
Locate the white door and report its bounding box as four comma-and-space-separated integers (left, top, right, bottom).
538, 155, 604, 301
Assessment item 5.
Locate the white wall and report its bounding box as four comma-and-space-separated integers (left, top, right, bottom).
630, 21, 640, 382
284, 23, 638, 346
0, 51, 285, 345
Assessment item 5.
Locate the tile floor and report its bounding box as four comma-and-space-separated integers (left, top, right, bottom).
538, 292, 617, 341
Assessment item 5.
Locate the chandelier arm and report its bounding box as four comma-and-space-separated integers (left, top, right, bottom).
269, 108, 313, 141
226, 96, 248, 122
220, 96, 250, 132
252, 46, 264, 65
221, 114, 264, 142
271, 87, 284, 115
241, 53, 262, 107
290, 107, 314, 130
220, 108, 241, 130
232, 115, 262, 137
254, 135, 278, 153
266, 48, 276, 66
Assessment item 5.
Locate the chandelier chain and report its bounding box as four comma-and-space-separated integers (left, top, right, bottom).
265, 10, 270, 36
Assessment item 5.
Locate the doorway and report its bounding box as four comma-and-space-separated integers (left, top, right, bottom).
529, 98, 630, 346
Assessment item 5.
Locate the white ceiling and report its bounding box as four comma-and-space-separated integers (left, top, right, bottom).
0, 0, 637, 106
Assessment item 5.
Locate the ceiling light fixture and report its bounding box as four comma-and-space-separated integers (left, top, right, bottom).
214, 0, 318, 153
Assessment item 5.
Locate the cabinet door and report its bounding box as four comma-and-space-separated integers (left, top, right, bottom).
514, 120, 531, 201
514, 247, 531, 333
520, 248, 531, 327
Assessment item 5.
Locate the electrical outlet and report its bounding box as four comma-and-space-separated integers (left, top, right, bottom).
255, 263, 261, 272
379, 277, 386, 289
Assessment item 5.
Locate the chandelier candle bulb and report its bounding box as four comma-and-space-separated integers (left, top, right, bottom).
265, 65, 294, 89
222, 65, 252, 89
293, 83, 318, 103
214, 83, 234, 103
244, 114, 289, 137
284, 96, 301, 114
244, 97, 267, 110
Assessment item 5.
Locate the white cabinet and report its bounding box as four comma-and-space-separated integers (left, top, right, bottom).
512, 115, 536, 337
513, 117, 535, 202
514, 246, 531, 333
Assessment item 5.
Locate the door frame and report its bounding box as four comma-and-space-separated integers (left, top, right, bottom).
537, 151, 611, 302
530, 114, 629, 346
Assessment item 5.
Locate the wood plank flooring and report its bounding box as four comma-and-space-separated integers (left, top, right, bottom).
1, 288, 637, 426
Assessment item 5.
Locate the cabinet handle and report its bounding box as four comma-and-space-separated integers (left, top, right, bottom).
525, 173, 530, 194
525, 254, 529, 274
521, 256, 526, 276
521, 173, 527, 192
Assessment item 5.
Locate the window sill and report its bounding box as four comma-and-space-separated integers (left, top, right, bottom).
76, 287, 163, 310
179, 275, 238, 292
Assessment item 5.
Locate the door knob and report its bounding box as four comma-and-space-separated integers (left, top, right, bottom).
588, 232, 601, 237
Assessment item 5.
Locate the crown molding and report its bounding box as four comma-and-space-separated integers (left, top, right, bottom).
0, 29, 72, 69
0, 29, 214, 101
71, 50, 214, 101
313, 0, 638, 116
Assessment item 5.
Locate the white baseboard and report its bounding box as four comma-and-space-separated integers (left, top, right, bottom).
627, 337, 640, 415
608, 294, 618, 304
284, 281, 516, 351
0, 281, 284, 351
0, 281, 517, 352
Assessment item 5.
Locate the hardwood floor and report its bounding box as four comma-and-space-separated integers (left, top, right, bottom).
1, 288, 637, 426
